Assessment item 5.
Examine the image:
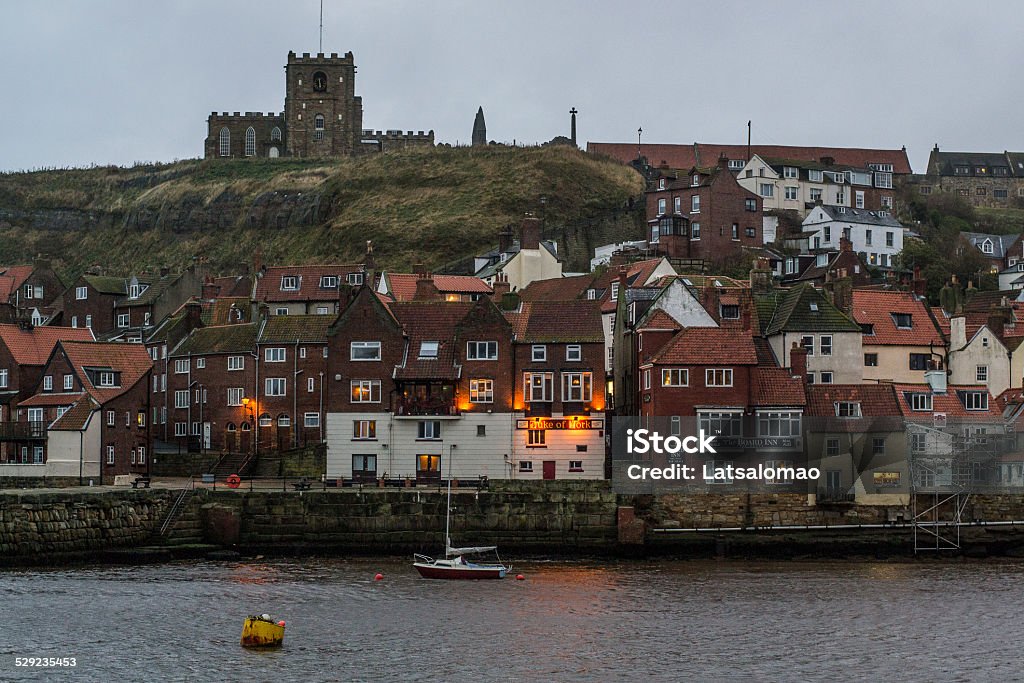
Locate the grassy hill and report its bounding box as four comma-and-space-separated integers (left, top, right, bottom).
0, 145, 644, 280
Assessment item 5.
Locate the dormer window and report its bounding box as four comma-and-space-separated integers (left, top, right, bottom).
728, 159, 744, 170
891, 313, 912, 329
954, 165, 969, 176
586, 289, 596, 300
347, 272, 364, 286
320, 275, 339, 289
783, 166, 798, 179
720, 304, 740, 320
909, 393, 933, 411
610, 282, 620, 301
691, 174, 700, 187
129, 283, 145, 299
419, 341, 439, 359
981, 240, 994, 255
658, 178, 666, 190
835, 401, 861, 418
281, 276, 299, 291
963, 391, 988, 411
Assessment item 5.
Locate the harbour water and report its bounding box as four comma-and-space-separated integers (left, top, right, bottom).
3, 558, 1022, 681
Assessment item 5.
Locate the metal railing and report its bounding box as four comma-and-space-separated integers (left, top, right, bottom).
158, 477, 195, 537
817, 487, 856, 503
0, 421, 47, 441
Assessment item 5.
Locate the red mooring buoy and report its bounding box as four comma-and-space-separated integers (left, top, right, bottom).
374, 573, 384, 581
516, 574, 525, 581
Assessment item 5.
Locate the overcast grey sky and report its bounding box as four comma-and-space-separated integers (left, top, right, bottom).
1, 0, 1022, 173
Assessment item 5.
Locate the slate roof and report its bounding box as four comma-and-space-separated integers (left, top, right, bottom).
752, 367, 806, 407
852, 290, 944, 346
385, 273, 492, 302
805, 205, 904, 228
82, 275, 128, 295
116, 272, 182, 307
504, 300, 604, 343
174, 323, 259, 356
390, 301, 474, 381
756, 285, 860, 335
649, 328, 758, 366
930, 150, 1019, 177
587, 142, 913, 174
258, 315, 333, 344
0, 324, 94, 365
254, 265, 363, 303
962, 232, 1020, 259
60, 341, 152, 404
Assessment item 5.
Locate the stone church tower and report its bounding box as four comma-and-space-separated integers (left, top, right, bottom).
283, 51, 363, 158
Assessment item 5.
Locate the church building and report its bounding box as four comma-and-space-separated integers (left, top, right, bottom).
204, 51, 433, 159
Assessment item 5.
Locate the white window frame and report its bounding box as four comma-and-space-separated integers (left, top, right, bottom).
561, 372, 593, 403
469, 378, 493, 403
265, 378, 286, 397
351, 341, 382, 361
174, 359, 190, 374
705, 368, 733, 387
350, 380, 381, 403
304, 412, 320, 428
566, 345, 582, 362
524, 372, 554, 402
265, 347, 286, 363
175, 390, 189, 408
227, 388, 244, 406
75, 286, 88, 300
531, 345, 547, 362
661, 368, 689, 387
467, 341, 498, 360
228, 356, 245, 371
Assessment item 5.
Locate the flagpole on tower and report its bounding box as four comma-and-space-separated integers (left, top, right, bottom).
319, 0, 324, 52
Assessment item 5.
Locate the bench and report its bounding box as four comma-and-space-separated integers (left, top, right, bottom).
131, 477, 151, 489
292, 479, 312, 491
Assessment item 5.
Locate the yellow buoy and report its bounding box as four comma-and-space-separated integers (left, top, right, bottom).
241, 615, 285, 648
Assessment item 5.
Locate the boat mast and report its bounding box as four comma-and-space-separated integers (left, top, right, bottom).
445, 477, 452, 554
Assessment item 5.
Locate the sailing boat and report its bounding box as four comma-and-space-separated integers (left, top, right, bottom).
412, 478, 510, 580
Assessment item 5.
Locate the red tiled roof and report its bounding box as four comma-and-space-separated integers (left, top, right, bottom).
60, 341, 152, 404
805, 384, 900, 417
931, 307, 951, 337
518, 274, 595, 302
852, 290, 944, 346
752, 367, 806, 407
504, 301, 604, 343
0, 266, 36, 301
50, 395, 100, 431
254, 265, 362, 303
650, 328, 757, 366
390, 301, 475, 380
893, 383, 1002, 420
587, 142, 913, 174
0, 324, 95, 366
19, 392, 82, 407
385, 273, 492, 302
639, 309, 681, 331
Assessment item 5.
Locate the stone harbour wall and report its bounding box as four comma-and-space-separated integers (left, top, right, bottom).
0, 490, 176, 563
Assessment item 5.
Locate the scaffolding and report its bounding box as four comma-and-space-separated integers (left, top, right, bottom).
909, 419, 1013, 554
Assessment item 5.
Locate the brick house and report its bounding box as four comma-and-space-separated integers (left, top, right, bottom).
108, 267, 207, 341
61, 274, 126, 334
0, 324, 95, 464
254, 316, 332, 451
164, 323, 259, 454
325, 289, 517, 482
0, 260, 65, 325
253, 264, 365, 316
505, 300, 607, 480
5, 341, 152, 483
645, 158, 763, 264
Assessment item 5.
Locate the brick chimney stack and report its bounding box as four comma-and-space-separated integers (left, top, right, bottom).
490, 273, 510, 301
520, 215, 542, 251
201, 276, 220, 300
498, 226, 514, 254
414, 273, 442, 301
185, 300, 204, 332
789, 341, 808, 380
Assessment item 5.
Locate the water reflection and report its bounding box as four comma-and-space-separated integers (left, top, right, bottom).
3, 559, 1024, 681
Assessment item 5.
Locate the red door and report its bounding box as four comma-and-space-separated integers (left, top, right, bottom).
543, 461, 556, 480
